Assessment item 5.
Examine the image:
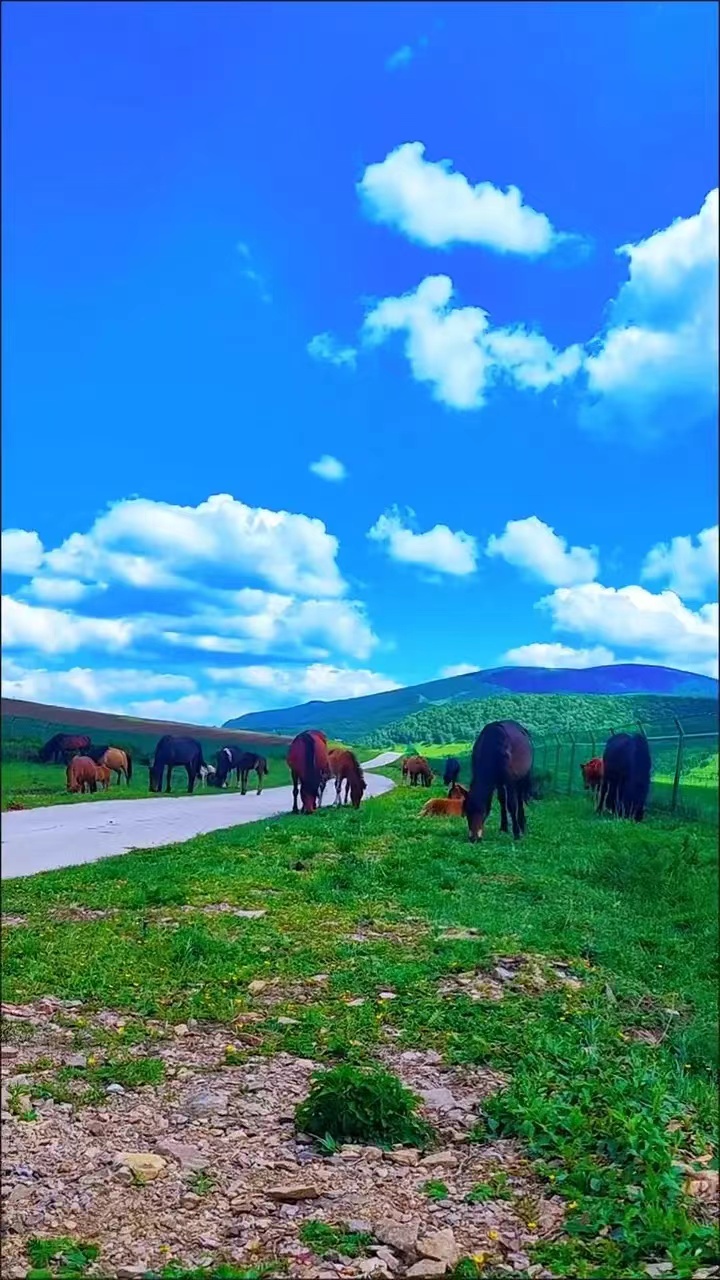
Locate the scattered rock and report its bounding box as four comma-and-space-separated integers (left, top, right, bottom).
112, 1152, 167, 1182
345, 998, 366, 1007
277, 1017, 299, 1026
358, 1260, 388, 1276
155, 1138, 208, 1171
248, 980, 269, 995
644, 1266, 674, 1278
105, 1083, 125, 1095
266, 1184, 320, 1202
7, 1184, 33, 1205
419, 1088, 457, 1113
406, 1261, 448, 1278
388, 1148, 420, 1166
417, 1228, 458, 1267
419, 1150, 457, 1170
66, 1053, 88, 1068
186, 1090, 229, 1116
348, 1220, 373, 1234
375, 1219, 420, 1256
379, 992, 397, 1000
235, 910, 267, 919
174, 1023, 190, 1038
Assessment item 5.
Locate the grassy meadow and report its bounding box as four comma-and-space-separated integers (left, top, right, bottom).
3, 780, 718, 1279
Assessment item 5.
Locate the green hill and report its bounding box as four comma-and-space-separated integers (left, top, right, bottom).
225, 663, 718, 743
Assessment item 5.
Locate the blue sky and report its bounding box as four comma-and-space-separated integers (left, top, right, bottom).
2, 0, 718, 724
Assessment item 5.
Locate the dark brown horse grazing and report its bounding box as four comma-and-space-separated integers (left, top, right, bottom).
214, 746, 268, 795
287, 730, 330, 814
464, 721, 533, 843
598, 733, 651, 822
328, 747, 367, 808
149, 735, 205, 794
403, 756, 434, 787
39, 733, 91, 764
66, 756, 103, 794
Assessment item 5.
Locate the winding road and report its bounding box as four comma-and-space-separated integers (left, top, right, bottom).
1, 753, 401, 881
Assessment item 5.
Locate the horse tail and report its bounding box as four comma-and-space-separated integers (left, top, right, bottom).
126, 751, 133, 782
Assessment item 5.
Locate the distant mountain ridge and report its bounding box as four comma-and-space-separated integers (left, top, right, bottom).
224, 663, 718, 741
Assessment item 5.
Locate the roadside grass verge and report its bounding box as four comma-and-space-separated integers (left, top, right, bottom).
2, 787, 717, 1277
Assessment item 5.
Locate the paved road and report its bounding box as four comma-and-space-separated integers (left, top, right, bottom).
1, 753, 400, 881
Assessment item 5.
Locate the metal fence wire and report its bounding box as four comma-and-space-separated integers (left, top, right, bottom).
532, 718, 718, 820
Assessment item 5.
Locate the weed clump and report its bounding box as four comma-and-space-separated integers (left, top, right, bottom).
299, 1221, 373, 1258
295, 1062, 433, 1149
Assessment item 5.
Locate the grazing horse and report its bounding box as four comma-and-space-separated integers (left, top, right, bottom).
39, 733, 91, 764
287, 730, 330, 814
89, 746, 132, 786
443, 757, 461, 792
404, 756, 434, 788
198, 764, 217, 787
464, 720, 533, 843
328, 747, 367, 808
95, 765, 112, 791
580, 757, 604, 795
598, 733, 651, 822
421, 783, 468, 817
149, 735, 205, 794
66, 756, 104, 794
214, 747, 269, 795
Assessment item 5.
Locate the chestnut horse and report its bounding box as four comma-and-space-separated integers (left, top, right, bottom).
403, 756, 434, 787
421, 783, 468, 817
328, 747, 367, 808
287, 730, 330, 814
580, 757, 604, 795
40, 733, 91, 764
597, 733, 651, 822
66, 756, 104, 794
464, 721, 533, 843
88, 746, 132, 786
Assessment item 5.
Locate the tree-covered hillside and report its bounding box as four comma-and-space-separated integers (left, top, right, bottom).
363, 693, 718, 748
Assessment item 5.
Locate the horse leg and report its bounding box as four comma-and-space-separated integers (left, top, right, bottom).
498, 786, 509, 834
344, 779, 351, 805
166, 766, 173, 794
256, 770, 263, 796
506, 786, 522, 840
187, 765, 195, 794
241, 769, 248, 796
291, 771, 300, 814
517, 789, 527, 836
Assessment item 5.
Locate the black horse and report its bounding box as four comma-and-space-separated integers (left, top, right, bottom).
214, 746, 268, 795
149, 735, 205, 794
464, 720, 534, 843
85, 744, 111, 764
38, 733, 91, 764
443, 756, 461, 793
598, 733, 651, 822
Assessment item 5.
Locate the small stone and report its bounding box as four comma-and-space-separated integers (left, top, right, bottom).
174, 1023, 190, 1038
358, 1260, 387, 1276
644, 1267, 674, 1278
311, 973, 329, 984
66, 1053, 88, 1068
156, 1138, 208, 1171
378, 991, 397, 1000
388, 1148, 420, 1166
105, 1083, 125, 1095
266, 1184, 320, 1202
235, 910, 267, 919
118, 1269, 148, 1279
406, 1263, 447, 1278
375, 1220, 420, 1256
277, 1017, 299, 1026
186, 1090, 229, 1116
7, 1184, 33, 1204
248, 980, 268, 995
417, 1229, 458, 1267
345, 998, 366, 1007
420, 1150, 458, 1170
375, 1247, 401, 1273
419, 1088, 457, 1113
361, 1146, 384, 1161
348, 1220, 373, 1235
113, 1152, 167, 1181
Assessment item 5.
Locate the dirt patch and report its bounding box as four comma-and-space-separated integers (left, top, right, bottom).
0, 915, 27, 929
439, 955, 585, 1003
1, 1030, 562, 1278
49, 907, 119, 924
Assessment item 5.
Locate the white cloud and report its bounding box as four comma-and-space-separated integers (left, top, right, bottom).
310, 455, 348, 482
642, 525, 718, 601
358, 142, 568, 255
2, 596, 135, 655
583, 188, 718, 437
2, 529, 44, 576
368, 506, 478, 577
386, 45, 414, 70
25, 576, 95, 605
486, 516, 599, 586
236, 242, 272, 304
501, 642, 616, 669
205, 661, 400, 702
362, 275, 582, 410
439, 663, 478, 678
20, 493, 347, 599
1, 659, 195, 710
538, 581, 718, 674
307, 332, 357, 369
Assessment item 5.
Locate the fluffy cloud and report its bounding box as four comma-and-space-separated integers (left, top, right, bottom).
368, 506, 478, 576
205, 662, 400, 701
358, 142, 567, 255
309, 455, 347, 482
538, 581, 718, 675
642, 525, 718, 601
2, 596, 135, 655
501, 642, 616, 669
236, 242, 272, 305
2, 529, 44, 576
439, 663, 478, 678
25, 576, 95, 605
486, 516, 599, 586
14, 493, 347, 600
307, 332, 357, 369
583, 188, 718, 437
1, 658, 195, 710
363, 275, 582, 410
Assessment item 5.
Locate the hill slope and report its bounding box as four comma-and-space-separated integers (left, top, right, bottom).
224, 663, 718, 742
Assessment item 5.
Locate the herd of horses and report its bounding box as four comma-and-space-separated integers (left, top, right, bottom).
40, 721, 651, 835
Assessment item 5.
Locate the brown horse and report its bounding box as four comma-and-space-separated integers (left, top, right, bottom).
66, 756, 104, 794
94, 746, 132, 786
580, 757, 604, 794
287, 730, 330, 814
40, 733, 91, 764
403, 755, 433, 787
95, 764, 112, 791
421, 783, 468, 817
464, 721, 533, 843
328, 748, 367, 808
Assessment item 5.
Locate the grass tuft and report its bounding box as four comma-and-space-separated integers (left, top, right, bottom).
295, 1062, 433, 1149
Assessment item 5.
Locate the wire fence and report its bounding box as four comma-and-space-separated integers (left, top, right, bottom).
531, 718, 718, 821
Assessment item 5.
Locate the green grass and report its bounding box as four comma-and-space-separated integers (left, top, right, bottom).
298, 1220, 373, 1258
3, 785, 718, 1278
296, 1061, 433, 1148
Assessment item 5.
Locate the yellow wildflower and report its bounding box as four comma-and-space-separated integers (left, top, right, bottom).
527, 1221, 538, 1231
568, 1200, 578, 1209
487, 1229, 499, 1241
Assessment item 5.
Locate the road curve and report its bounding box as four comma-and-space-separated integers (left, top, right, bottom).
2, 758, 398, 881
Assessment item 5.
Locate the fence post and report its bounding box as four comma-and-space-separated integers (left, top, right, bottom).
541, 741, 549, 772
671, 717, 685, 813
567, 731, 576, 795
553, 735, 562, 791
